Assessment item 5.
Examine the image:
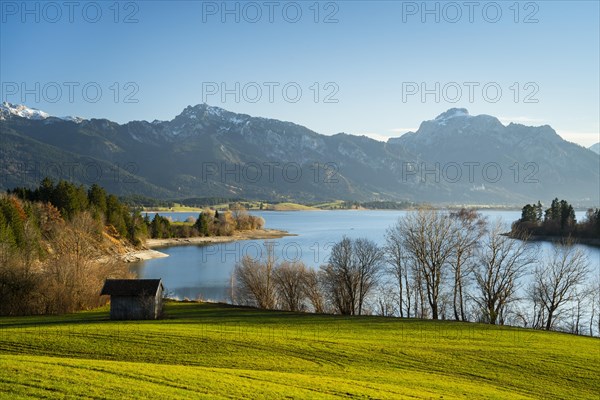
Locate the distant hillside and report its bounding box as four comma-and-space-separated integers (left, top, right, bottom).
590, 142, 600, 154
388, 108, 600, 206
1, 103, 598, 206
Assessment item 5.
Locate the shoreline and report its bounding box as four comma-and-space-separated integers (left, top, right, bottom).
120, 229, 294, 262
119, 249, 170, 263
506, 233, 600, 248
118, 229, 296, 263
145, 228, 294, 249
140, 207, 527, 213
116, 229, 293, 263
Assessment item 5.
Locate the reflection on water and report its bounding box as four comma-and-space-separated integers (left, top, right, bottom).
131, 210, 600, 301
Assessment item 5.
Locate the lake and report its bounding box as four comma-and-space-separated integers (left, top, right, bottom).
131, 210, 600, 301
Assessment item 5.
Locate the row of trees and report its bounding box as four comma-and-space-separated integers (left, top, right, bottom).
233, 209, 598, 335
515, 198, 599, 238
9, 178, 148, 245
10, 179, 266, 242
147, 205, 265, 239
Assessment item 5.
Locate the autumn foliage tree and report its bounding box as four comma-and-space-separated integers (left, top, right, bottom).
0, 193, 130, 315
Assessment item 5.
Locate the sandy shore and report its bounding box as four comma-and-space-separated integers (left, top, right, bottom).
119, 249, 170, 262
116, 229, 293, 263
145, 229, 294, 249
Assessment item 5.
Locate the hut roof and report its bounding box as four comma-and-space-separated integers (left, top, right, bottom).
101, 279, 163, 296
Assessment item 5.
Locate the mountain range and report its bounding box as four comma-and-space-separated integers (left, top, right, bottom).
1, 102, 598, 206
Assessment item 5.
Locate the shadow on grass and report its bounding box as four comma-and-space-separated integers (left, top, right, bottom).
0, 308, 112, 329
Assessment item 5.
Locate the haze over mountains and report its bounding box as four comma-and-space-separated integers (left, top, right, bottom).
1, 102, 598, 206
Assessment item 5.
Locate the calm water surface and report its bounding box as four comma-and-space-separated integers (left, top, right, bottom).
132, 210, 600, 301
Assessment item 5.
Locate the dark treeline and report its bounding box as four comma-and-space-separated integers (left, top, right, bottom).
9, 178, 148, 246
147, 205, 264, 239
233, 209, 599, 336
9, 180, 265, 242
512, 198, 600, 239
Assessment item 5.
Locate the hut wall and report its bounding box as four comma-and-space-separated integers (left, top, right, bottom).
110, 296, 156, 320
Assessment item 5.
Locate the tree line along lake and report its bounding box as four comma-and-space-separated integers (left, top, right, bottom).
131, 210, 600, 302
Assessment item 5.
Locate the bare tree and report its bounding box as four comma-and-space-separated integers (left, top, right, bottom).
320, 237, 383, 315
233, 241, 277, 309
230, 203, 250, 230
399, 209, 457, 320
591, 277, 600, 336
321, 237, 357, 315
385, 222, 410, 317
273, 261, 308, 312
402, 261, 413, 318
229, 203, 264, 230
530, 239, 590, 331
473, 221, 537, 325
566, 287, 591, 335
354, 238, 385, 316
449, 209, 486, 321
411, 261, 427, 318
304, 268, 326, 313
374, 282, 398, 317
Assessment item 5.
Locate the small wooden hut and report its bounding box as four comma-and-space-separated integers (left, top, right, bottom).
100, 279, 164, 320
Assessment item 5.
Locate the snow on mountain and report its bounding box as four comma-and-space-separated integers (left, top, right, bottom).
2, 103, 598, 204
206, 105, 224, 117
1, 102, 50, 120
60, 115, 86, 123
433, 108, 471, 125
0, 102, 84, 123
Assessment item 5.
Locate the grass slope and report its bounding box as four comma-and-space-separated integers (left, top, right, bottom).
1, 302, 598, 399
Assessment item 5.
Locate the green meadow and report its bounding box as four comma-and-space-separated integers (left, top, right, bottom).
1, 302, 598, 399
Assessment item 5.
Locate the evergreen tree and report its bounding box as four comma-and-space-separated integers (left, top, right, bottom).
535, 201, 543, 221
544, 198, 560, 222
38, 177, 55, 204
0, 197, 26, 248
88, 184, 108, 217
51, 181, 88, 220
194, 212, 212, 236
106, 195, 127, 236
520, 204, 537, 222
150, 214, 162, 238
0, 211, 16, 251
559, 200, 576, 230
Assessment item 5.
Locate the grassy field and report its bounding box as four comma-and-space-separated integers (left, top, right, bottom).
1, 302, 598, 399
142, 204, 204, 212
266, 202, 318, 211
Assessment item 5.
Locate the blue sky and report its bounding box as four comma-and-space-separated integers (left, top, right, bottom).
1, 1, 599, 146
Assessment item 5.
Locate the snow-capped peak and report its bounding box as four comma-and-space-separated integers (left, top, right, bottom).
1, 101, 50, 120
206, 104, 224, 117
434, 108, 470, 124
0, 102, 84, 123
60, 115, 86, 123
179, 103, 249, 124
